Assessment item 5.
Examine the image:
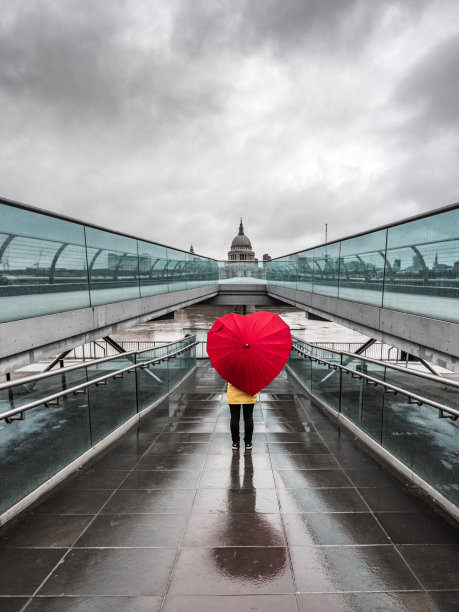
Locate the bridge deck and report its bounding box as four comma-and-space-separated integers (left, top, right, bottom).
0, 362, 458, 611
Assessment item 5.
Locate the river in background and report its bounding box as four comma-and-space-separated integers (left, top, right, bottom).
112, 304, 369, 345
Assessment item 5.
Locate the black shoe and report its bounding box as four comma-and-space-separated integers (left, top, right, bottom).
245, 443, 252, 451
232, 442, 240, 451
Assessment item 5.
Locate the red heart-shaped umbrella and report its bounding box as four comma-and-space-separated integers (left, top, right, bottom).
206, 311, 292, 395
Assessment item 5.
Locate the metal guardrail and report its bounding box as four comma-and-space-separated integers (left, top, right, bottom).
291, 345, 459, 420
0, 341, 198, 423
0, 338, 188, 392
339, 349, 459, 388
66, 340, 171, 361
292, 335, 459, 388
309, 341, 402, 361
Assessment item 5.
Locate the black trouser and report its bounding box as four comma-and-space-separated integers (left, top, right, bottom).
229, 404, 254, 444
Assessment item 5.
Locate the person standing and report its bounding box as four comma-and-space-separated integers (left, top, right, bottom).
227, 382, 257, 451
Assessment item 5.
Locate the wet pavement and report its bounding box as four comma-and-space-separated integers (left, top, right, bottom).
0, 361, 458, 611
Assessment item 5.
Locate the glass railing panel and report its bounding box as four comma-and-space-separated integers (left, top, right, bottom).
284, 256, 295, 289
167, 352, 183, 390
433, 380, 459, 412
186, 257, 199, 290
206, 260, 220, 286
340, 355, 386, 440
299, 354, 312, 389
288, 346, 303, 380
135, 338, 195, 409
360, 381, 385, 443
0, 393, 92, 514
338, 230, 386, 307
382, 366, 459, 412
339, 353, 386, 440
296, 251, 314, 293
288, 338, 459, 509
343, 355, 385, 378
188, 341, 197, 367
191, 257, 217, 289
166, 248, 188, 292
383, 208, 459, 322
285, 257, 299, 290
267, 256, 297, 290
87, 356, 137, 444
85, 355, 133, 383
136, 359, 170, 412
340, 368, 362, 423
0, 204, 90, 322
292, 337, 310, 352
0, 367, 89, 414
137, 241, 169, 298
312, 243, 341, 298
85, 227, 140, 306
382, 395, 459, 505
136, 341, 172, 365
266, 205, 458, 324
179, 349, 187, 385
145, 337, 193, 356
266, 259, 286, 286
340, 356, 459, 415
310, 349, 341, 410
0, 336, 198, 517
196, 259, 208, 288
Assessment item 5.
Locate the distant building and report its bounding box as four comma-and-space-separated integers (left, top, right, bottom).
228, 219, 255, 261
190, 244, 195, 254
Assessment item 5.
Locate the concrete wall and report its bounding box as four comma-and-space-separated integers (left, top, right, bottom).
268, 285, 459, 372
0, 285, 218, 374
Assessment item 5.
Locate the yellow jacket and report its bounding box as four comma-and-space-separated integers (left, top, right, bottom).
227, 382, 257, 405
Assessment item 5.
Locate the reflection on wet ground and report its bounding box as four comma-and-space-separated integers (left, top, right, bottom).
0, 362, 458, 611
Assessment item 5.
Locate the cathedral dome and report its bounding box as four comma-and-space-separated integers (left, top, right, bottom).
231, 234, 252, 248
231, 219, 252, 249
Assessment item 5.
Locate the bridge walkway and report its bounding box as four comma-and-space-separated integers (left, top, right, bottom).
0, 362, 458, 611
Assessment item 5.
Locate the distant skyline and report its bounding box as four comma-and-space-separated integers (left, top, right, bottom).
1, 0, 458, 260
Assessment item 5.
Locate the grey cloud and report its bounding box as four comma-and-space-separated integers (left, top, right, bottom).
0, 2, 122, 120
384, 30, 459, 216
395, 32, 459, 135
0, 0, 224, 136
242, 0, 387, 55
173, 0, 429, 60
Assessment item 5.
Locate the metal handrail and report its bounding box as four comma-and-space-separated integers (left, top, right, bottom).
291, 336, 459, 389
0, 338, 192, 392
339, 350, 459, 388
291, 346, 459, 420
0, 341, 198, 423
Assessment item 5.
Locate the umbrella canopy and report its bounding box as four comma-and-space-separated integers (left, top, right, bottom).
206, 311, 292, 395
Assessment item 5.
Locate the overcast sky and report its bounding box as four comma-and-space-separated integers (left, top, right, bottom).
1, 0, 458, 259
